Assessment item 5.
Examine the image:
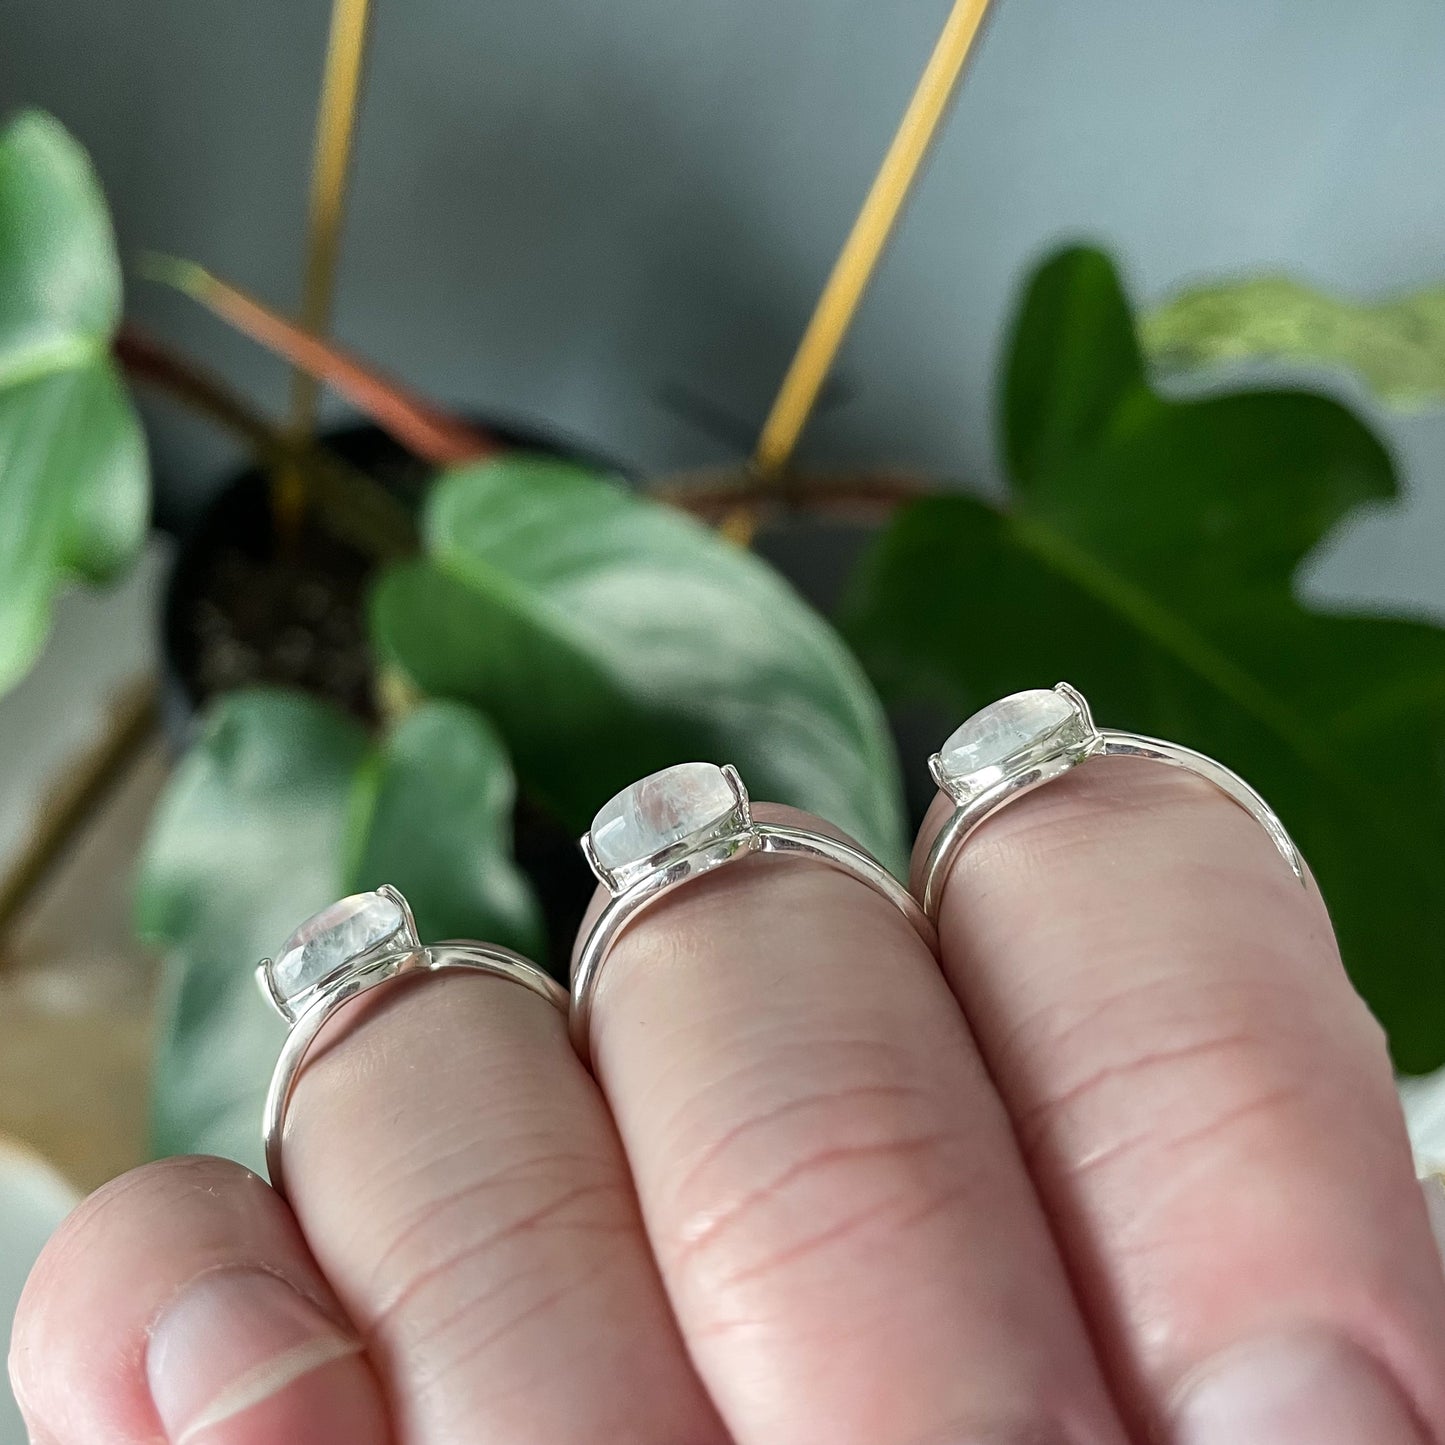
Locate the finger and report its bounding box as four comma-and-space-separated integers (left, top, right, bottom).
581, 802, 1129, 1445
10, 1155, 390, 1445
282, 968, 726, 1445
915, 760, 1445, 1444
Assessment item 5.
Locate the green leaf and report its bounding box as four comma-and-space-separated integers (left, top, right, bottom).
139, 689, 541, 1167
1143, 274, 1445, 411
371, 456, 907, 869
845, 245, 1445, 1073
349, 700, 543, 952
0, 110, 148, 693
139, 692, 360, 1168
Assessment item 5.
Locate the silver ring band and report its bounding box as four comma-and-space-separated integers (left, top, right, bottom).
920, 683, 1306, 923
571, 763, 935, 1067
258, 889, 565, 1201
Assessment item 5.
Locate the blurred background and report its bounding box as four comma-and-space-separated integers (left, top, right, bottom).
4, 3, 1445, 1434
5, 0, 1444, 583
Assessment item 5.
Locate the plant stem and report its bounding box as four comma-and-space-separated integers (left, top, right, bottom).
751, 0, 995, 483
144, 260, 496, 464
278, 0, 375, 541
121, 321, 933, 537
116, 325, 416, 560
652, 467, 930, 521
116, 322, 280, 457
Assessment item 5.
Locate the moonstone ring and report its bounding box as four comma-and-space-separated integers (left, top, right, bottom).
570, 762, 936, 1066
918, 682, 1306, 922
259, 885, 566, 1201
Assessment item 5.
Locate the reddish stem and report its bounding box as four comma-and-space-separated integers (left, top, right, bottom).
151, 260, 497, 466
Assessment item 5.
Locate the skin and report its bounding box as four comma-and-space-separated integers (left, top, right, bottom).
10, 763, 1445, 1444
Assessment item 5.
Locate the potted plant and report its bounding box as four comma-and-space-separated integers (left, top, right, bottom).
5, 74, 1445, 1177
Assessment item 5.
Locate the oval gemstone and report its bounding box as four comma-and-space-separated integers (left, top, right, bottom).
591, 762, 737, 873
938, 689, 1077, 785
273, 890, 405, 1002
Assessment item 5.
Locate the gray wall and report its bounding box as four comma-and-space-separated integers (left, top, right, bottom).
4, 0, 1444, 612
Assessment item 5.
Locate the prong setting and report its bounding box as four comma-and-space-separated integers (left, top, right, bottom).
256, 959, 291, 1022
932, 687, 1094, 803
579, 829, 619, 892
1053, 680, 1099, 744
259, 887, 417, 1022
720, 764, 751, 826
377, 882, 421, 949
919, 682, 1306, 920
569, 762, 937, 1068
585, 762, 751, 896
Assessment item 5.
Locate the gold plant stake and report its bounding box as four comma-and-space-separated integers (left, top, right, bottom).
276, 0, 375, 541
752, 0, 995, 485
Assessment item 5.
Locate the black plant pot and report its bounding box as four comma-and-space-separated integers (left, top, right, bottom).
158, 417, 618, 966
160, 417, 624, 736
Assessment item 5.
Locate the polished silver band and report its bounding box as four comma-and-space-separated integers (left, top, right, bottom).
571, 763, 935, 1068
259, 894, 565, 1201
920, 683, 1306, 924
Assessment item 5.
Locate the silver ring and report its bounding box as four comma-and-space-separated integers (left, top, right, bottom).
919, 682, 1306, 922
259, 885, 566, 1201
571, 762, 936, 1067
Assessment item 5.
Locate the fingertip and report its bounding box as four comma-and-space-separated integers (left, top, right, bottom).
146, 1268, 375, 1445
12, 1156, 390, 1445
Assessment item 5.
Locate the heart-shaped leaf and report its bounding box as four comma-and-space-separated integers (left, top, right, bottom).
845, 246, 1445, 1073
371, 457, 907, 869
1144, 274, 1445, 411
0, 110, 147, 693
139, 689, 541, 1168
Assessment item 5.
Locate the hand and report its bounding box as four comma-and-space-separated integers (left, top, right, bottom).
11, 764, 1445, 1444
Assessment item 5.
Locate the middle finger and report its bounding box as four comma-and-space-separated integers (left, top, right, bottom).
583, 800, 1129, 1445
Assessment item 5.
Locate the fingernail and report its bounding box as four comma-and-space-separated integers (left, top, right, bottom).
147, 1270, 360, 1443
1174, 1331, 1426, 1445
1422, 1174, 1445, 1263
